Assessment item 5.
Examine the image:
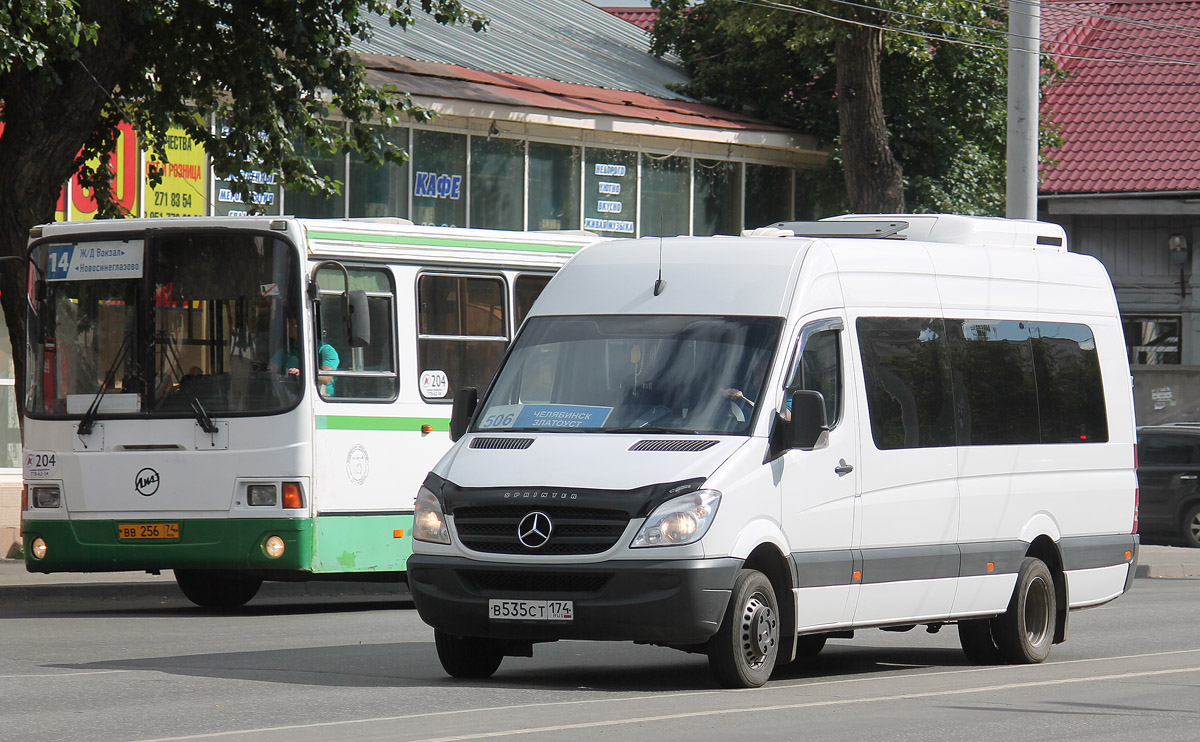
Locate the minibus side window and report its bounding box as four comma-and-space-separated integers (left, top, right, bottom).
789, 327, 842, 427
315, 267, 398, 401
418, 274, 507, 401
950, 320, 1040, 445
857, 317, 956, 450
1029, 322, 1108, 443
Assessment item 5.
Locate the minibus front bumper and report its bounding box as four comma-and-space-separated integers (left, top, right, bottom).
407, 554, 741, 645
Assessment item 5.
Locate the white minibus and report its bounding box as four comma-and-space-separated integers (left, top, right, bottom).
20, 216, 599, 607
408, 214, 1139, 687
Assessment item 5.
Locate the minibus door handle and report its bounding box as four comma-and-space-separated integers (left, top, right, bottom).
835, 459, 854, 476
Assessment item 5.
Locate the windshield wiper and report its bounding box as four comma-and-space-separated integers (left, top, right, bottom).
157, 331, 219, 434
77, 331, 133, 436
602, 426, 702, 434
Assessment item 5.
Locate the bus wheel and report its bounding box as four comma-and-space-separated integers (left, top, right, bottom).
174, 569, 262, 609
434, 630, 504, 679
957, 618, 1003, 664
707, 569, 779, 688
993, 557, 1056, 664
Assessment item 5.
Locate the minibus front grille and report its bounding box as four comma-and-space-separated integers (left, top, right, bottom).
629, 439, 719, 452
463, 571, 612, 595
469, 437, 535, 450
452, 506, 629, 555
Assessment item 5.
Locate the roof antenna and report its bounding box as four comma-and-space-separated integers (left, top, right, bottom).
653, 215, 667, 296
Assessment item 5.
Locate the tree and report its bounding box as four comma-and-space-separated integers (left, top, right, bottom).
650, 0, 1015, 216
0, 0, 484, 418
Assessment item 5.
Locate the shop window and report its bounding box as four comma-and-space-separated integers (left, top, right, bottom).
471, 137, 524, 231
285, 139, 348, 218
418, 274, 507, 401
528, 142, 581, 231
584, 148, 637, 237
744, 163, 793, 230
1124, 316, 1181, 364
694, 159, 742, 236
641, 154, 690, 237
349, 128, 409, 219
412, 130, 467, 228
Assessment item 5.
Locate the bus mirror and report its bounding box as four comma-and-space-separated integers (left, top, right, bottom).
348, 290, 370, 348
450, 387, 478, 442
790, 390, 828, 450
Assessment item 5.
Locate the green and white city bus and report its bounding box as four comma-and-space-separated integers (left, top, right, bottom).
19, 216, 600, 607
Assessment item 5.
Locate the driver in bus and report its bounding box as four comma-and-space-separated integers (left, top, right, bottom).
269, 317, 340, 396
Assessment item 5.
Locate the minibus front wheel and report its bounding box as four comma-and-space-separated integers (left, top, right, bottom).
707, 569, 780, 688
434, 630, 504, 679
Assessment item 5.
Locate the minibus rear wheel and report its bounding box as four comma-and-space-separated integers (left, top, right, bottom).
434, 630, 504, 679
174, 569, 262, 609
707, 569, 780, 688
957, 618, 1003, 664
993, 557, 1056, 664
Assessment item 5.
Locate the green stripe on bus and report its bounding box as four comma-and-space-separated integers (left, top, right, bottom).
316, 415, 450, 432
306, 230, 586, 254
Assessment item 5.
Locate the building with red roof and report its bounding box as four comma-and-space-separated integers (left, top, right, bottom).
1041, 0, 1200, 416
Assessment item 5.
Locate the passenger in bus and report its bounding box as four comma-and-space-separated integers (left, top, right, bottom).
269, 317, 340, 396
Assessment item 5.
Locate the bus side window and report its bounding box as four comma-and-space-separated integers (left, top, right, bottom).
417, 273, 507, 402
315, 267, 398, 401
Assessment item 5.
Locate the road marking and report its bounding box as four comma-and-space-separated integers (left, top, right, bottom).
135, 648, 1200, 741
0, 670, 129, 679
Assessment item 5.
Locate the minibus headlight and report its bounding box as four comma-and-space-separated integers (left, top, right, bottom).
631, 490, 721, 548
413, 486, 451, 545
31, 485, 62, 508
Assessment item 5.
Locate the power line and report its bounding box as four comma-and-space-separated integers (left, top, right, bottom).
730, 0, 1200, 67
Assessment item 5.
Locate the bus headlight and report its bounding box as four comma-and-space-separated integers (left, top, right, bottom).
413, 486, 451, 545
248, 485, 277, 507
30, 538, 48, 560
31, 486, 62, 508
631, 490, 721, 548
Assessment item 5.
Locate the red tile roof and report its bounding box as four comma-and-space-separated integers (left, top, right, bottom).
1041, 0, 1200, 194
604, 8, 660, 31
359, 53, 791, 132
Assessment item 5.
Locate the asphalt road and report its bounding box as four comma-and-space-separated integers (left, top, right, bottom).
0, 577, 1197, 742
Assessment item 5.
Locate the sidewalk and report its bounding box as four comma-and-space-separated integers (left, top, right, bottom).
0, 544, 1195, 603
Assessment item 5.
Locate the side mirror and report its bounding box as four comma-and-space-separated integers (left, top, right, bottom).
449, 387, 478, 442
789, 390, 829, 450
348, 290, 370, 348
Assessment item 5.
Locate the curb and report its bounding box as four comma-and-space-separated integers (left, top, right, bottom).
0, 580, 412, 603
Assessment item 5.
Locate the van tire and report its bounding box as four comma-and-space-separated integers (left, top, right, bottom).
708, 569, 780, 688
174, 569, 262, 609
957, 618, 1003, 664
993, 557, 1056, 664
1181, 503, 1200, 548
434, 630, 504, 679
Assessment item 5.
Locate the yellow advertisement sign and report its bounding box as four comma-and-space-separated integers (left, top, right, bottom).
145, 125, 207, 217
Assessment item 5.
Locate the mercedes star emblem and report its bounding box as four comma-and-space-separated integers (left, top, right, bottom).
517, 511, 553, 549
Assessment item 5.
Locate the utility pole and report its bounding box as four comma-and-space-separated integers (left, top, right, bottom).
1007, 0, 1040, 220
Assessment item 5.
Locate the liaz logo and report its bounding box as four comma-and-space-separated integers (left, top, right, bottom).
135, 468, 161, 496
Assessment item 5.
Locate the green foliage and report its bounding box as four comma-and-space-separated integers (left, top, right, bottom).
651, 0, 1017, 215
0, 0, 486, 216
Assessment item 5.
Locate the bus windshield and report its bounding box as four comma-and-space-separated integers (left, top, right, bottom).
474, 315, 781, 435
26, 231, 303, 418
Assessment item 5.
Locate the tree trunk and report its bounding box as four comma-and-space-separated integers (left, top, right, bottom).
0, 5, 139, 427
835, 24, 906, 213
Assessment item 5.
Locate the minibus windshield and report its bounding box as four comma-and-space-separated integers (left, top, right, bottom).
26, 231, 303, 419
474, 315, 782, 435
